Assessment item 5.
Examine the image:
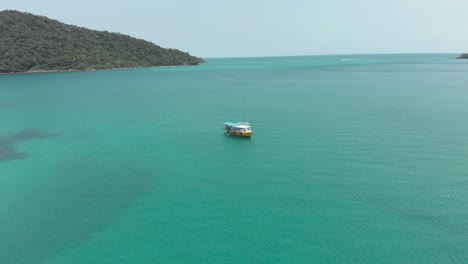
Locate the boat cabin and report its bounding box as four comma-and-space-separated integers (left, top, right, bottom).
223, 121, 253, 137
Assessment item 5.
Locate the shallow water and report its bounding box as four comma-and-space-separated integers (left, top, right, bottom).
1, 54, 468, 263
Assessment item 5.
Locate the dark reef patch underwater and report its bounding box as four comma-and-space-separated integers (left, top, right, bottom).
0, 129, 60, 162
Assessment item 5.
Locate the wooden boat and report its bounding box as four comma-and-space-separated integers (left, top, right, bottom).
223, 121, 253, 137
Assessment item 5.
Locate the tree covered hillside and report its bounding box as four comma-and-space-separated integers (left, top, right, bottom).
0, 10, 203, 73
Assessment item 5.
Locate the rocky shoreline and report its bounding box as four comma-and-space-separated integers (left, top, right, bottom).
0, 64, 193, 75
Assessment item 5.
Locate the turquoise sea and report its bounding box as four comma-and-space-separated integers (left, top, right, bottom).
1, 54, 468, 263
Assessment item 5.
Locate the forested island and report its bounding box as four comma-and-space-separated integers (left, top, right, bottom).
458, 54, 468, 59
0, 10, 203, 73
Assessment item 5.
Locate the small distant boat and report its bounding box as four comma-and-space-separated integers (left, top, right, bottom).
223, 121, 253, 137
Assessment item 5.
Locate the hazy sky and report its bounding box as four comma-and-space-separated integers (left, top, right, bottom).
3, 0, 468, 57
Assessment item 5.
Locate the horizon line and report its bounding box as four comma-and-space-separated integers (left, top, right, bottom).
203, 52, 461, 59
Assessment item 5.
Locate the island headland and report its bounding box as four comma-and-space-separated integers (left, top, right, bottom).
0, 10, 204, 74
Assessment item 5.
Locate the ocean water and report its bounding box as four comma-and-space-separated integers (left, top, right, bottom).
1, 54, 468, 263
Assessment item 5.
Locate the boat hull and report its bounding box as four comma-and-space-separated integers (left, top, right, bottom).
226, 130, 253, 137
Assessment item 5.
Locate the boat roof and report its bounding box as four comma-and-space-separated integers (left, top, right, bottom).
224, 122, 251, 128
